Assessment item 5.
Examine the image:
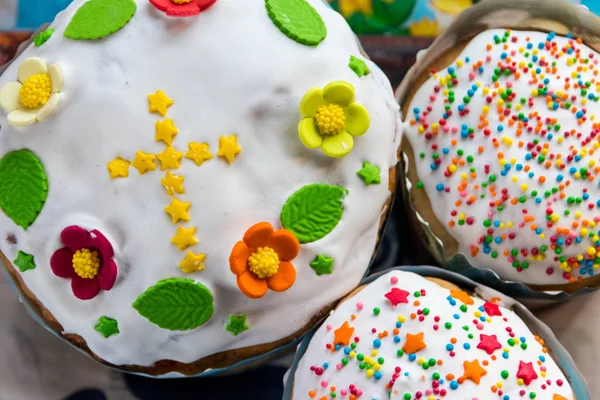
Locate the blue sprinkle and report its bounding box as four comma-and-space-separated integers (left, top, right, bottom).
538, 42, 545, 49
344, 348, 350, 355
450, 381, 459, 390
570, 167, 577, 174
503, 352, 509, 359
583, 193, 589, 200
528, 172, 535, 178
498, 125, 504, 132
409, 354, 416, 361
335, 344, 341, 350
324, 362, 329, 368
576, 110, 585, 118
446, 344, 454, 351
373, 339, 381, 348
557, 174, 563, 182
520, 336, 526, 342
501, 52, 507, 59
516, 163, 523, 171
527, 43, 533, 49
436, 184, 445, 192
374, 371, 382, 380
463, 343, 471, 350
394, 336, 401, 343
536, 198, 542, 203
442, 148, 450, 154
413, 107, 420, 114
453, 314, 460, 320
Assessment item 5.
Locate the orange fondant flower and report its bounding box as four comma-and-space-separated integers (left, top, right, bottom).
229, 222, 299, 299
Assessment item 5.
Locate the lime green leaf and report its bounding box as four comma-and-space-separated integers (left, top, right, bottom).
64, 0, 136, 40
0, 150, 48, 230
132, 278, 214, 331
280, 184, 346, 243
265, 0, 327, 46
33, 28, 55, 47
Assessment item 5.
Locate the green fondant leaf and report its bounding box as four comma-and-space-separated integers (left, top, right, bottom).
33, 28, 55, 47
14, 250, 36, 272
280, 184, 346, 243
265, 0, 327, 46
132, 278, 214, 331
0, 150, 48, 230
64, 0, 136, 40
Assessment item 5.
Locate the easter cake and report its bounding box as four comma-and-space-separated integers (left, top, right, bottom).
287, 269, 576, 399
0, 0, 401, 375
402, 26, 600, 292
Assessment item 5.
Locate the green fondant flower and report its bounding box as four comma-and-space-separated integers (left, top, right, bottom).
298, 81, 370, 158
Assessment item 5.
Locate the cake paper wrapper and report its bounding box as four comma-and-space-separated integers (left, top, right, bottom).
283, 265, 591, 400
395, 0, 600, 305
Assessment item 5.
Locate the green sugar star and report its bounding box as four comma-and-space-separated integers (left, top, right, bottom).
13, 251, 36, 272
357, 162, 381, 185
95, 316, 119, 338
310, 254, 334, 276
33, 28, 55, 47
226, 314, 249, 336
349, 55, 370, 78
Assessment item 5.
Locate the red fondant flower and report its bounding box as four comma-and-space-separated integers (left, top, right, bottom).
50, 226, 117, 300
149, 0, 216, 17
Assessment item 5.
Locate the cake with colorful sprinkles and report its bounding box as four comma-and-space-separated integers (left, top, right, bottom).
287, 270, 575, 399
0, 0, 401, 375
403, 27, 600, 291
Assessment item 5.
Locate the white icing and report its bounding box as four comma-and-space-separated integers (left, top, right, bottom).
290, 270, 574, 399
0, 0, 401, 368
404, 29, 600, 285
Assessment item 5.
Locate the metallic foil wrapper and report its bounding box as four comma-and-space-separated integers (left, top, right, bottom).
395, 0, 600, 306
283, 266, 591, 399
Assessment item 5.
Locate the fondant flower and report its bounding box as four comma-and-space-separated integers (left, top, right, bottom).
0, 57, 63, 127
149, 0, 216, 17
50, 226, 117, 300
229, 222, 299, 299
298, 81, 370, 158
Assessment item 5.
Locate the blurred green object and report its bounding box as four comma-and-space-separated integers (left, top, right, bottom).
328, 0, 417, 34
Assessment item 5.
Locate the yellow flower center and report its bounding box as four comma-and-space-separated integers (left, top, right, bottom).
248, 247, 280, 279
72, 248, 101, 279
314, 104, 346, 136
19, 73, 52, 109
171, 0, 192, 4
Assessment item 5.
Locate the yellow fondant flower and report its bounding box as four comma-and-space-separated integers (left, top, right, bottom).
298, 81, 370, 158
0, 57, 64, 126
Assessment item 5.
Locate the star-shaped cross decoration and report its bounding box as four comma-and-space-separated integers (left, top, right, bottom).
186, 142, 213, 166
385, 288, 409, 306
107, 158, 131, 179
462, 359, 487, 384
402, 332, 426, 354
477, 334, 502, 355
310, 254, 334, 275
155, 118, 178, 145
161, 172, 185, 196
357, 162, 381, 185
516, 361, 538, 385
218, 135, 242, 163
171, 226, 198, 250
333, 321, 354, 346
157, 146, 183, 170
164, 198, 191, 224
132, 151, 157, 175
349, 55, 370, 78
14, 251, 36, 272
148, 90, 173, 116
95, 316, 119, 338
483, 301, 502, 317
225, 314, 249, 336
179, 251, 206, 274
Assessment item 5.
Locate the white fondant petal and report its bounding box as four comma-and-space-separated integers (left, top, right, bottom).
48, 64, 64, 93
17, 57, 48, 83
0, 82, 22, 112
7, 109, 38, 126
36, 93, 60, 121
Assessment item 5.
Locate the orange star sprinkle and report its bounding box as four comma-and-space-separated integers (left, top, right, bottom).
461, 359, 487, 384
333, 321, 354, 346
402, 332, 427, 354
552, 395, 567, 400
450, 289, 474, 305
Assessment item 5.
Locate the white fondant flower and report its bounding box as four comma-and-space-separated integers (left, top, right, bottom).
0, 57, 64, 127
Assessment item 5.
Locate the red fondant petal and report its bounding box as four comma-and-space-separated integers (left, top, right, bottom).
90, 230, 114, 259
194, 0, 217, 11
149, 0, 172, 12
167, 3, 200, 17
97, 259, 117, 291
71, 276, 101, 300
50, 247, 75, 279
61, 226, 91, 251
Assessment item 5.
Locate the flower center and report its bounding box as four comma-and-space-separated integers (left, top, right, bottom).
248, 247, 280, 279
19, 73, 52, 109
171, 0, 192, 4
72, 248, 101, 279
314, 104, 346, 136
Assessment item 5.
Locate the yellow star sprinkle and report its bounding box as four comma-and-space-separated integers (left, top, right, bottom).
107, 157, 130, 179
164, 198, 191, 224
155, 118, 178, 145
179, 251, 206, 274
162, 172, 185, 196
218, 135, 242, 163
157, 146, 183, 170
185, 142, 213, 166
132, 151, 157, 175
148, 90, 173, 116
171, 226, 198, 251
